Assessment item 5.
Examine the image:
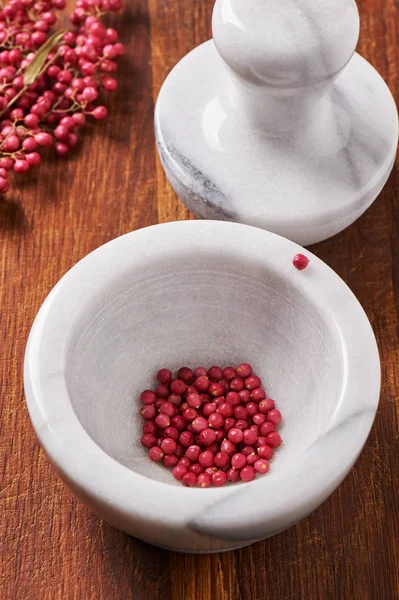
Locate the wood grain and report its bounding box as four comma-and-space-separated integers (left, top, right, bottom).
1, 1, 398, 598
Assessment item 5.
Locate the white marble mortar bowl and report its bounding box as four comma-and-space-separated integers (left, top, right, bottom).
24, 220, 380, 553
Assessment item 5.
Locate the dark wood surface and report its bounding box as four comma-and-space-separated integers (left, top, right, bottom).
1, 1, 399, 598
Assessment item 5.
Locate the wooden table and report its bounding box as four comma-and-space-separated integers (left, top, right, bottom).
1, 1, 398, 598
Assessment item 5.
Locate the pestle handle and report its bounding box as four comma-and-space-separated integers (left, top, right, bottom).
212, 0, 360, 90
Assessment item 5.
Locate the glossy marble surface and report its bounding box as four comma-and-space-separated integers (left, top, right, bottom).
24, 221, 380, 553
212, 0, 360, 88
155, 0, 398, 245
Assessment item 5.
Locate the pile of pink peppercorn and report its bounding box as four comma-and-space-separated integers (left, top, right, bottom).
140, 363, 282, 487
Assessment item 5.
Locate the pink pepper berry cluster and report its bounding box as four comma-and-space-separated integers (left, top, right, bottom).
140, 363, 283, 488
0, 0, 124, 193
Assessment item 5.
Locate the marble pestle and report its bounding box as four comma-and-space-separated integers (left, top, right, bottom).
155, 0, 398, 245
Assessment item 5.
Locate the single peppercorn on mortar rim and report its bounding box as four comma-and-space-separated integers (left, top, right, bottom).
24, 220, 380, 553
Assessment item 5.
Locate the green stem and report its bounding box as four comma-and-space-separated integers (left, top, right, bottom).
0, 48, 61, 119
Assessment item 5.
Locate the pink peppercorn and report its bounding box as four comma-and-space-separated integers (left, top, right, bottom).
224, 417, 236, 432
214, 451, 230, 468
182, 407, 198, 422
178, 367, 194, 383
182, 472, 197, 487
239, 389, 251, 403
143, 421, 157, 435
141, 433, 157, 449
157, 368, 172, 384
253, 413, 266, 426
189, 463, 204, 475
179, 431, 195, 447
214, 429, 225, 443
194, 367, 207, 377
156, 384, 169, 398
178, 457, 191, 468
221, 439, 236, 455
268, 409, 282, 425
254, 459, 270, 474
223, 366, 237, 380
149, 447, 164, 462
234, 405, 248, 420
171, 379, 186, 395
237, 363, 252, 378
199, 450, 214, 468
232, 453, 247, 469
227, 468, 240, 482
164, 426, 179, 440
155, 399, 165, 410
214, 397, 225, 407
208, 366, 223, 381
207, 442, 220, 455
258, 445, 273, 460
161, 438, 177, 455
155, 413, 170, 429
240, 465, 256, 482
205, 466, 218, 476
192, 417, 208, 432
245, 375, 262, 390
266, 432, 282, 448
230, 377, 245, 392
195, 375, 209, 392
141, 405, 156, 420
246, 452, 258, 465
186, 386, 197, 396
199, 428, 217, 446
251, 388, 266, 402
226, 391, 240, 406
175, 444, 185, 458
140, 390, 156, 405
208, 412, 224, 429
259, 398, 275, 413
159, 401, 176, 417
228, 428, 244, 444
168, 394, 182, 406
293, 253, 310, 270
172, 465, 187, 480
186, 445, 201, 462
209, 382, 224, 397
171, 415, 186, 431
246, 402, 258, 417
250, 424, 260, 435
260, 422, 276, 436
187, 393, 201, 408
148, 446, 164, 462
199, 393, 211, 405
243, 428, 257, 445
242, 445, 255, 456
235, 419, 249, 431
212, 470, 227, 486
198, 473, 212, 487
218, 402, 233, 418
220, 379, 230, 393
163, 454, 178, 468
256, 436, 268, 448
